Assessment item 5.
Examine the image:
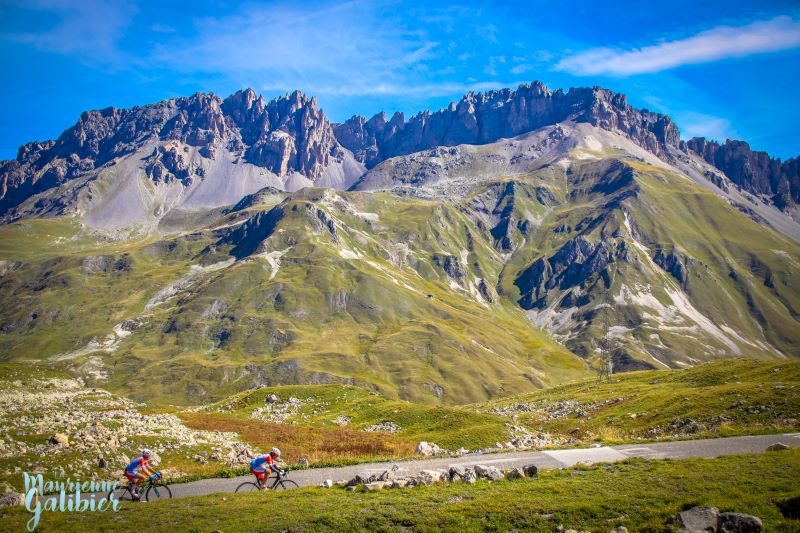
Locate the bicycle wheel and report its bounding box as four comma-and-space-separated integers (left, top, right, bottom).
110, 486, 134, 502
235, 481, 261, 493
274, 479, 299, 490
145, 483, 172, 501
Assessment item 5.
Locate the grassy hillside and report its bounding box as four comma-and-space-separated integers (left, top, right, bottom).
181, 383, 513, 462
179, 360, 800, 465
492, 153, 800, 370
0, 190, 587, 406
479, 359, 800, 444
3, 450, 798, 532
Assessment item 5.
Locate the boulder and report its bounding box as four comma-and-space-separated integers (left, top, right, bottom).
97, 457, 107, 469
474, 464, 504, 481
320, 479, 333, 488
523, 464, 539, 478
377, 469, 396, 482
416, 441, 445, 456
49, 434, 69, 447
507, 467, 525, 480
363, 481, 385, 492
416, 470, 445, 485
266, 393, 279, 404
609, 528, 628, 533
675, 506, 719, 532
765, 443, 789, 452
391, 478, 410, 489
462, 470, 477, 484
777, 495, 800, 519
719, 512, 762, 533
0, 492, 24, 507
448, 465, 466, 481
355, 472, 376, 484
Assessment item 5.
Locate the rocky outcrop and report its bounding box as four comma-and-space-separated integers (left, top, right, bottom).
467, 181, 555, 252
685, 137, 800, 211
653, 247, 690, 286
222, 89, 344, 177
334, 81, 680, 167
514, 236, 629, 309
144, 143, 195, 185
220, 205, 286, 259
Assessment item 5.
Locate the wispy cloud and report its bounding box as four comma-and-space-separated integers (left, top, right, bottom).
556, 16, 800, 76
260, 80, 530, 98
483, 55, 506, 76
2, 0, 137, 64
676, 111, 736, 141
509, 50, 552, 75
149, 2, 448, 97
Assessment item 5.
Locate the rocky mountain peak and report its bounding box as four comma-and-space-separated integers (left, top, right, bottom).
685, 137, 800, 210
0, 88, 346, 215
333, 81, 680, 169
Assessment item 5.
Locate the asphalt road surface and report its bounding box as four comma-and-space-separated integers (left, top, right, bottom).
161, 432, 800, 499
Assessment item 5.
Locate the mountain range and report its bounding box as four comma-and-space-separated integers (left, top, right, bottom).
0, 82, 798, 405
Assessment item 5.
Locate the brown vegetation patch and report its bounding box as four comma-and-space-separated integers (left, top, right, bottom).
180, 412, 416, 464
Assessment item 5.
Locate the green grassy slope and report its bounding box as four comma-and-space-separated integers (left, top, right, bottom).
0, 189, 587, 406
187, 383, 512, 453
3, 450, 798, 532
490, 153, 800, 369
479, 359, 800, 444
183, 360, 800, 460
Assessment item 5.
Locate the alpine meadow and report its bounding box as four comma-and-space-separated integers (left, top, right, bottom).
0, 2, 799, 532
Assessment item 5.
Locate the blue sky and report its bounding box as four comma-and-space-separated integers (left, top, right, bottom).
1, 0, 799, 160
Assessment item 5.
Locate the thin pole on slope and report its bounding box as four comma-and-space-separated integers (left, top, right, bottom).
596, 264, 615, 385
597, 307, 611, 384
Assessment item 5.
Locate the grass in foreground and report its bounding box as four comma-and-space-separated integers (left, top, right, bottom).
2, 449, 799, 532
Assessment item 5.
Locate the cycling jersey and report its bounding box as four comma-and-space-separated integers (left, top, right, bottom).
125, 456, 149, 475
249, 454, 278, 473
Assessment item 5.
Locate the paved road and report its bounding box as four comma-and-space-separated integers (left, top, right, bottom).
163, 433, 800, 499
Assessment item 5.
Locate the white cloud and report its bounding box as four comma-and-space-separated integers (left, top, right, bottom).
510, 64, 533, 75
675, 112, 735, 141
2, 0, 137, 64
483, 55, 506, 76
556, 16, 800, 76
150, 2, 447, 97
260, 80, 528, 98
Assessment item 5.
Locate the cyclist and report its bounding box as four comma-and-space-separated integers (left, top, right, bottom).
249, 447, 284, 488
124, 448, 159, 500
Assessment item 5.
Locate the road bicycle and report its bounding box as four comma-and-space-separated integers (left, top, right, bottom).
109, 472, 172, 502
235, 469, 299, 492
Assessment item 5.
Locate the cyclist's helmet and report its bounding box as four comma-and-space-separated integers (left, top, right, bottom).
142, 448, 153, 458
271, 447, 281, 457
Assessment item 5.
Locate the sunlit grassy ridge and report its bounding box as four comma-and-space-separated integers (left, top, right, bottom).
179, 360, 800, 462
478, 359, 800, 444
3, 450, 798, 532
186, 383, 512, 454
